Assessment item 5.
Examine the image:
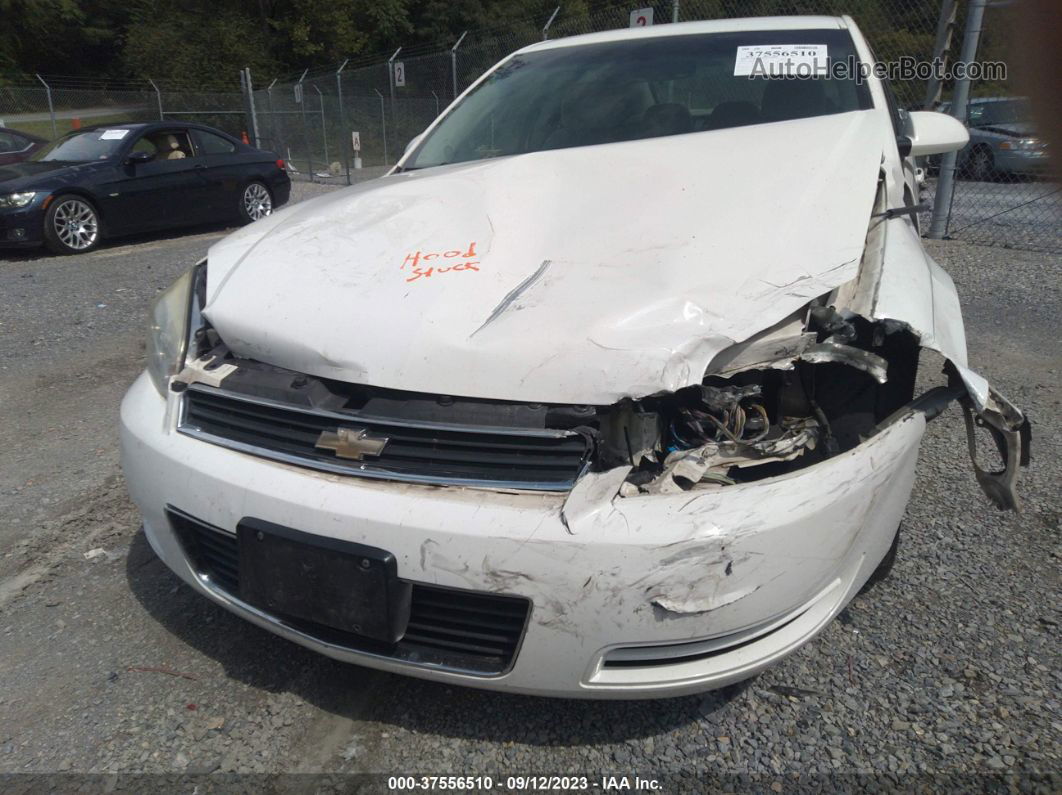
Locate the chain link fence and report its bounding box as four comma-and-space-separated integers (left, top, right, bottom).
0, 76, 249, 143
1, 1, 1057, 252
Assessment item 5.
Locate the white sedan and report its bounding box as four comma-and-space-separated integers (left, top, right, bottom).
121, 16, 1029, 698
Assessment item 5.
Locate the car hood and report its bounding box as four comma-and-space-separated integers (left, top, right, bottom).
204, 111, 885, 404
974, 121, 1036, 137
0, 160, 104, 190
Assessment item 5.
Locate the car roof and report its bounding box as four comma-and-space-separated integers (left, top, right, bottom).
77, 120, 239, 138
519, 15, 848, 54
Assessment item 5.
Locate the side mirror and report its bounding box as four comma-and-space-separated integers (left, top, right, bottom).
906, 111, 969, 157
125, 150, 154, 165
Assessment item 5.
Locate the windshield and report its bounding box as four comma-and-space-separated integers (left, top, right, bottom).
406, 29, 872, 170
967, 99, 1032, 128
33, 129, 133, 162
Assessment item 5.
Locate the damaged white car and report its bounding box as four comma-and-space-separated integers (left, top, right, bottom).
121, 16, 1029, 698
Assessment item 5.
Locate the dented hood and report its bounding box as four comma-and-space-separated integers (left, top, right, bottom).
204, 111, 884, 404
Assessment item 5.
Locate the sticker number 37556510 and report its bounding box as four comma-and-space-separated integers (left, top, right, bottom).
402, 242, 480, 283
734, 44, 827, 77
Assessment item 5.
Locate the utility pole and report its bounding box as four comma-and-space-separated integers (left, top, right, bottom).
923, 0, 959, 110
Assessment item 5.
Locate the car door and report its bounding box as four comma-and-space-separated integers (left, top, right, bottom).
103, 129, 214, 234
188, 128, 245, 218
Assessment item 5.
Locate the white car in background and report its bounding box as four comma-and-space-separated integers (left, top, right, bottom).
121, 16, 1029, 698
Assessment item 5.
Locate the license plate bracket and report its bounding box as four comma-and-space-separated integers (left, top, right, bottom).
236, 518, 411, 643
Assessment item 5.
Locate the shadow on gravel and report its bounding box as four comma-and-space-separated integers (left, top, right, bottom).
125, 529, 749, 744
0, 222, 236, 263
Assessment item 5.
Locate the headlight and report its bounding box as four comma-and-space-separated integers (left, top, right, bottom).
0, 192, 37, 209
147, 264, 200, 395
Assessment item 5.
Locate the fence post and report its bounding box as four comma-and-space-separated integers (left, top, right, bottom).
266, 78, 276, 155
336, 59, 349, 184
35, 74, 57, 138
922, 0, 958, 110
431, 90, 440, 118
672, 0, 680, 23
451, 31, 467, 101
147, 78, 164, 120
314, 85, 329, 167
928, 0, 987, 239
375, 88, 388, 165
244, 68, 261, 147
296, 68, 314, 179
542, 7, 560, 40
388, 47, 403, 165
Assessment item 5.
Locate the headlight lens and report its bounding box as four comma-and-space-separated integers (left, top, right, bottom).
147, 266, 197, 395
0, 192, 37, 209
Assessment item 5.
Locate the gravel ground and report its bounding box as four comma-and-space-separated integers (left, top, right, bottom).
0, 182, 1058, 791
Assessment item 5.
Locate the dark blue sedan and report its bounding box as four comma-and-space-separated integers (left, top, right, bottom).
0, 121, 291, 255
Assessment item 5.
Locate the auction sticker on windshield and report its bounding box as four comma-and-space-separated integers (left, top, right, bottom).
734, 44, 827, 77
100, 129, 130, 140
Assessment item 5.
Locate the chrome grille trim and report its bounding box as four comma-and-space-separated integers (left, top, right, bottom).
176, 384, 591, 491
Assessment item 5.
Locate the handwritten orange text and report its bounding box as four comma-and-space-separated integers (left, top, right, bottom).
402, 242, 480, 283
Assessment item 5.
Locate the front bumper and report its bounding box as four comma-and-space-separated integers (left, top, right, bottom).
994, 148, 1051, 175
120, 372, 925, 698
0, 205, 44, 248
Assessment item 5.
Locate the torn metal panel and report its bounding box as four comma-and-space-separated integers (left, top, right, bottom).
707, 310, 817, 376
560, 465, 632, 533
201, 111, 884, 404
613, 414, 925, 623
868, 215, 968, 369
173, 350, 238, 388
796, 342, 888, 384
837, 203, 1029, 506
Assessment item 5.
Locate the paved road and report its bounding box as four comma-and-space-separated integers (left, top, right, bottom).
0, 184, 1058, 787
0, 105, 149, 125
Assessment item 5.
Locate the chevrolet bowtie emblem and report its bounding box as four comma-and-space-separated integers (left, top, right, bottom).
315, 427, 389, 460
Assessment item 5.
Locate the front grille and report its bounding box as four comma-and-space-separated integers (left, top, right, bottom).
167, 508, 530, 674
178, 385, 589, 491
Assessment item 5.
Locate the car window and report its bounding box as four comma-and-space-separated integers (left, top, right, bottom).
146, 131, 195, 160
130, 136, 159, 156
406, 29, 873, 170
0, 131, 28, 153
967, 99, 1031, 127
193, 130, 237, 155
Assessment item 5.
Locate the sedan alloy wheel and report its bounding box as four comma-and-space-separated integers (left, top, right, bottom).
52, 198, 99, 251
243, 183, 273, 221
